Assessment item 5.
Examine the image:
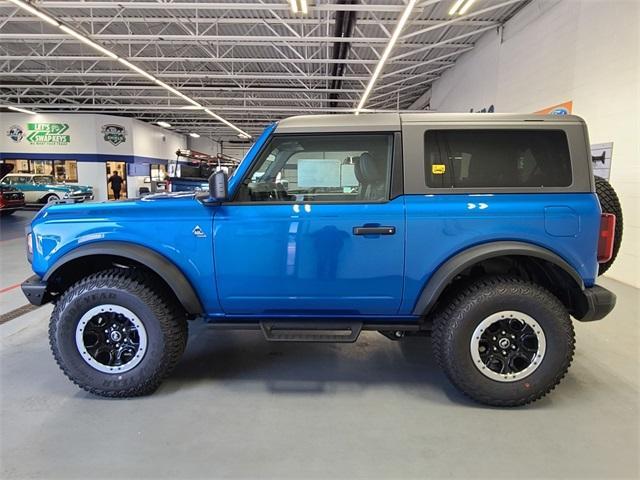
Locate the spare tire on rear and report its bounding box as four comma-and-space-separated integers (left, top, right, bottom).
595, 176, 623, 275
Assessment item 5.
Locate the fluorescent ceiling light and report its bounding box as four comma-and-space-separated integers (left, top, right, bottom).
448, 0, 466, 15
237, 133, 251, 139
188, 132, 200, 138
6, 105, 37, 115
157, 121, 172, 128
458, 0, 477, 14
7, 0, 59, 26
117, 58, 157, 82
289, 0, 307, 14
355, 0, 418, 114
205, 108, 251, 138
59, 25, 117, 59
7, 0, 251, 139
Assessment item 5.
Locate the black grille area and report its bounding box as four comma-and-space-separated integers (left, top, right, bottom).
2, 192, 24, 200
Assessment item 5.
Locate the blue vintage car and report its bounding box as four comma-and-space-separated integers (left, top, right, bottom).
0, 173, 93, 204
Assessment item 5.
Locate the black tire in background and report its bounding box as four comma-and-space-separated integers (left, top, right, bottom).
49, 269, 188, 397
595, 176, 623, 275
432, 276, 575, 407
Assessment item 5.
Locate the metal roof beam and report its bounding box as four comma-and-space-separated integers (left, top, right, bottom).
0, 55, 453, 66
0, 33, 476, 47
15, 2, 436, 12
1, 16, 499, 27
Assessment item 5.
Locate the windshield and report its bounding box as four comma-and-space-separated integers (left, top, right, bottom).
34, 175, 55, 184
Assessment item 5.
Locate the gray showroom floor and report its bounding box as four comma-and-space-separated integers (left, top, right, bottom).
1, 211, 639, 479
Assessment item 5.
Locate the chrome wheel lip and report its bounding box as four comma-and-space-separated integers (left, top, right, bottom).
470, 310, 546, 383
75, 304, 148, 374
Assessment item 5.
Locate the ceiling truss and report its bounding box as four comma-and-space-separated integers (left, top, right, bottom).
0, 0, 530, 140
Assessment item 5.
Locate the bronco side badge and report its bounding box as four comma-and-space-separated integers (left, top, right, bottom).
192, 225, 206, 238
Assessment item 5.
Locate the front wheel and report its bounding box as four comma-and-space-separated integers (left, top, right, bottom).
43, 194, 60, 204
49, 269, 188, 397
432, 276, 574, 407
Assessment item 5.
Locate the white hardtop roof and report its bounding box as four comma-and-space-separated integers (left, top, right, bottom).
275, 112, 585, 133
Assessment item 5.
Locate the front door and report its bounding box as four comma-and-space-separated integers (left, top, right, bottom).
106, 161, 127, 200
213, 132, 405, 316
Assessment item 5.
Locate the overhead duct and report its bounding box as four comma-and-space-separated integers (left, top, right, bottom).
328, 0, 357, 109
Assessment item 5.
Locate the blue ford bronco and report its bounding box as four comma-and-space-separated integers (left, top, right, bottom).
22, 113, 622, 406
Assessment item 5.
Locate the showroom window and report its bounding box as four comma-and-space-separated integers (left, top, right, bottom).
151, 164, 167, 181
424, 129, 572, 188
1, 159, 78, 182
236, 133, 393, 203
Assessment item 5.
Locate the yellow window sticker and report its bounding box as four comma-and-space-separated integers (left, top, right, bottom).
432, 164, 446, 175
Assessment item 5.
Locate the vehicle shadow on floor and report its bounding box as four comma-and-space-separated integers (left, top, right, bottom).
160, 321, 534, 408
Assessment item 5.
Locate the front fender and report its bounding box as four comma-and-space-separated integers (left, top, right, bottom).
43, 241, 203, 315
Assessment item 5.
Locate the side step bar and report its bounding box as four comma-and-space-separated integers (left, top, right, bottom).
259, 321, 363, 343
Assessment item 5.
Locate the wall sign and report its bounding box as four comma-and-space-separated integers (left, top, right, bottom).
534, 101, 573, 115
591, 142, 613, 180
101, 124, 127, 146
25, 123, 71, 146
469, 105, 495, 113
6, 125, 24, 142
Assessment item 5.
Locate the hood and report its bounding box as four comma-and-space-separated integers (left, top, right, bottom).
32, 190, 200, 223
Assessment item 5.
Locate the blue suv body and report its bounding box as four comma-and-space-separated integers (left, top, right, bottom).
22, 113, 617, 405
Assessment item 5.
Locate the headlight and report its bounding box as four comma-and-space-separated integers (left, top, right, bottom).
26, 233, 33, 262
62, 192, 70, 198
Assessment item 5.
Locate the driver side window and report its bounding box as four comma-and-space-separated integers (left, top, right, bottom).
236, 133, 393, 203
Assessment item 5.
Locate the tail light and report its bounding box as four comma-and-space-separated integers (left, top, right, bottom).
597, 213, 616, 263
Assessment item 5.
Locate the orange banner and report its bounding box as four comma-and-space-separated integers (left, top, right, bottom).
534, 101, 573, 115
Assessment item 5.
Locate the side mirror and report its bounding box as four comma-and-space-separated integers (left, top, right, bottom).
208, 170, 228, 201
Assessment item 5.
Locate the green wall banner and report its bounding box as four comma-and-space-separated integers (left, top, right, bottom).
25, 123, 71, 146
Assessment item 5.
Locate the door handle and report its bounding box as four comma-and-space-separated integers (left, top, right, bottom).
353, 226, 396, 235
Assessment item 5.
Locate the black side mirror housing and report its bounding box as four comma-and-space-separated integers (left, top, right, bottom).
208, 170, 228, 202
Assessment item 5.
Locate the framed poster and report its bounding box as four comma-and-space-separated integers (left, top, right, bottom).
591, 142, 613, 180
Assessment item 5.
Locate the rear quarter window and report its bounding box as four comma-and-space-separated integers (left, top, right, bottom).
424, 129, 572, 189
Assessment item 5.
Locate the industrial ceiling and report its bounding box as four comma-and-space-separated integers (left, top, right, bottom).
0, 0, 530, 139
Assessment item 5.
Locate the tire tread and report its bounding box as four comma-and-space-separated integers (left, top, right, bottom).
432, 276, 575, 407
49, 268, 187, 397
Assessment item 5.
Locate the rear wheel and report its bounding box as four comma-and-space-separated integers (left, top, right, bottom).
432, 276, 574, 407
49, 269, 188, 397
595, 176, 623, 275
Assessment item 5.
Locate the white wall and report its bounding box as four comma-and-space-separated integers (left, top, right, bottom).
78, 162, 108, 202
188, 135, 221, 156
131, 120, 185, 161
1, 113, 187, 201
221, 142, 251, 161
430, 0, 640, 287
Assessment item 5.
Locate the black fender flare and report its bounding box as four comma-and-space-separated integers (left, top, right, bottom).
412, 241, 585, 316
44, 241, 203, 315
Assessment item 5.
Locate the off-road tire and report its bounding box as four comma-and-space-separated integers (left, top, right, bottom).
595, 176, 623, 275
49, 268, 188, 397
432, 276, 574, 407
